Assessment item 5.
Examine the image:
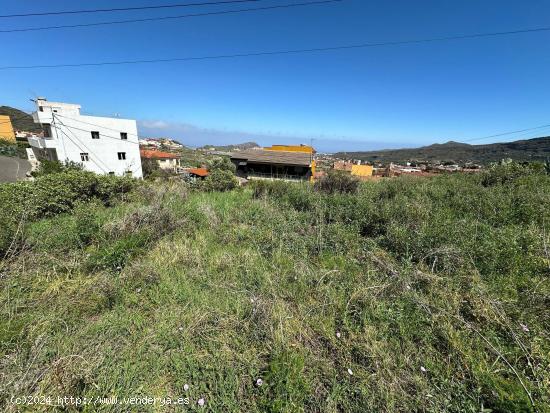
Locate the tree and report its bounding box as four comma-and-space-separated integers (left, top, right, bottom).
208, 156, 236, 173
201, 169, 237, 192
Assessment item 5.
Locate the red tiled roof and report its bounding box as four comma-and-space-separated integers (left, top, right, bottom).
185, 168, 209, 177
140, 149, 179, 159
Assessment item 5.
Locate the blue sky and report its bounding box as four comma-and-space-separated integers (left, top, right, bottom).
1, 0, 550, 152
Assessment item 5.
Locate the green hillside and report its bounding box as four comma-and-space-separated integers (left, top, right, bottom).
200, 141, 259, 151
335, 137, 550, 165
0, 106, 42, 133
1, 166, 549, 411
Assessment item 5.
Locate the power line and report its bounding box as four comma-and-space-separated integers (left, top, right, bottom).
0, 0, 342, 33
2, 25, 550, 70
54, 117, 143, 145
52, 116, 111, 173
55, 113, 143, 141
460, 122, 550, 143
0, 0, 269, 18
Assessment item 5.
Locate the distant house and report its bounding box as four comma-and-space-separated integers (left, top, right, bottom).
140, 137, 183, 150
28, 98, 143, 178
140, 149, 180, 172
350, 164, 373, 179
230, 145, 316, 181
0, 115, 16, 142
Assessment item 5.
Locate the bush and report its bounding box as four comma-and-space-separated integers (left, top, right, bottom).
207, 156, 236, 173
31, 160, 83, 177
200, 169, 237, 192
314, 170, 360, 194
0, 139, 28, 158
0, 170, 137, 256
481, 160, 545, 186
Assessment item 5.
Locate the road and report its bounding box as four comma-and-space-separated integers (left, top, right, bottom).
0, 155, 31, 183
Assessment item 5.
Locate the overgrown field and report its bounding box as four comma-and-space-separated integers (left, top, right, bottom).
1, 167, 549, 412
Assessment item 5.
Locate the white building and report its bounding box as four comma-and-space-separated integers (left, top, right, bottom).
28, 98, 143, 178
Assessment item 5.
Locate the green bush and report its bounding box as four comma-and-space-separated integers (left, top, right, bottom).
0, 170, 137, 256
31, 159, 83, 177
200, 169, 238, 192
207, 156, 236, 173
314, 170, 360, 194
481, 160, 545, 186
0, 139, 28, 158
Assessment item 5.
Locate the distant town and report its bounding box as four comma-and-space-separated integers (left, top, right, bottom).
0, 98, 549, 184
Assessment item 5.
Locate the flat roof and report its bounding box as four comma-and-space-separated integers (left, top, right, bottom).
230, 149, 312, 166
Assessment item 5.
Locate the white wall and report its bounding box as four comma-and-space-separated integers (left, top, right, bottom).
31, 100, 143, 178
157, 158, 178, 170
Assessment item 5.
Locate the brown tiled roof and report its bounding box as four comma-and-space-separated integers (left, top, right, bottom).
230, 149, 312, 166
185, 167, 209, 177
140, 149, 179, 159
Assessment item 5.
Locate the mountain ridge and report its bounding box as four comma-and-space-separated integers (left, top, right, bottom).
334, 136, 550, 164
0, 106, 43, 133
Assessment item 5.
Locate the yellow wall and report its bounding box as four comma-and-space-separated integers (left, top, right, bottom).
351, 164, 373, 177
0, 115, 16, 142
264, 145, 315, 153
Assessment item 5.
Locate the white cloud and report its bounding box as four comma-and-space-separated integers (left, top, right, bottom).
137, 119, 413, 153
139, 120, 170, 129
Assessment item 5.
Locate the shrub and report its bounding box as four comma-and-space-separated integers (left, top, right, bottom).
141, 158, 160, 178
314, 170, 360, 194
481, 160, 545, 186
0, 139, 28, 158
207, 156, 236, 173
200, 169, 237, 192
31, 160, 83, 177
0, 170, 137, 256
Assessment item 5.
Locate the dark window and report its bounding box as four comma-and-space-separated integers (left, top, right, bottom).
43, 124, 52, 138
108, 172, 115, 175
80, 153, 89, 162
117, 152, 126, 160
39, 106, 44, 112
120, 132, 128, 140
91, 131, 100, 139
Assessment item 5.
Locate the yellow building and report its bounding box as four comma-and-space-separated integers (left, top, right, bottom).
0, 115, 16, 142
351, 164, 373, 179
264, 144, 316, 154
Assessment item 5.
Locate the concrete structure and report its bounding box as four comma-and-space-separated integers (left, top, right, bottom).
0, 115, 16, 142
140, 149, 180, 172
29, 99, 142, 178
231, 146, 316, 182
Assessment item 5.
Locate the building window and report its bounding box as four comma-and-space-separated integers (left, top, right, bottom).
120, 132, 128, 140
91, 131, 100, 139
39, 106, 44, 112
108, 172, 115, 175
80, 153, 89, 162
43, 124, 52, 137
117, 152, 126, 160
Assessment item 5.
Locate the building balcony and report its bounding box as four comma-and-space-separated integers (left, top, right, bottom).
32, 111, 54, 124
27, 136, 57, 149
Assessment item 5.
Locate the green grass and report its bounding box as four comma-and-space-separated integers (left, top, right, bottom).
1, 170, 549, 412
